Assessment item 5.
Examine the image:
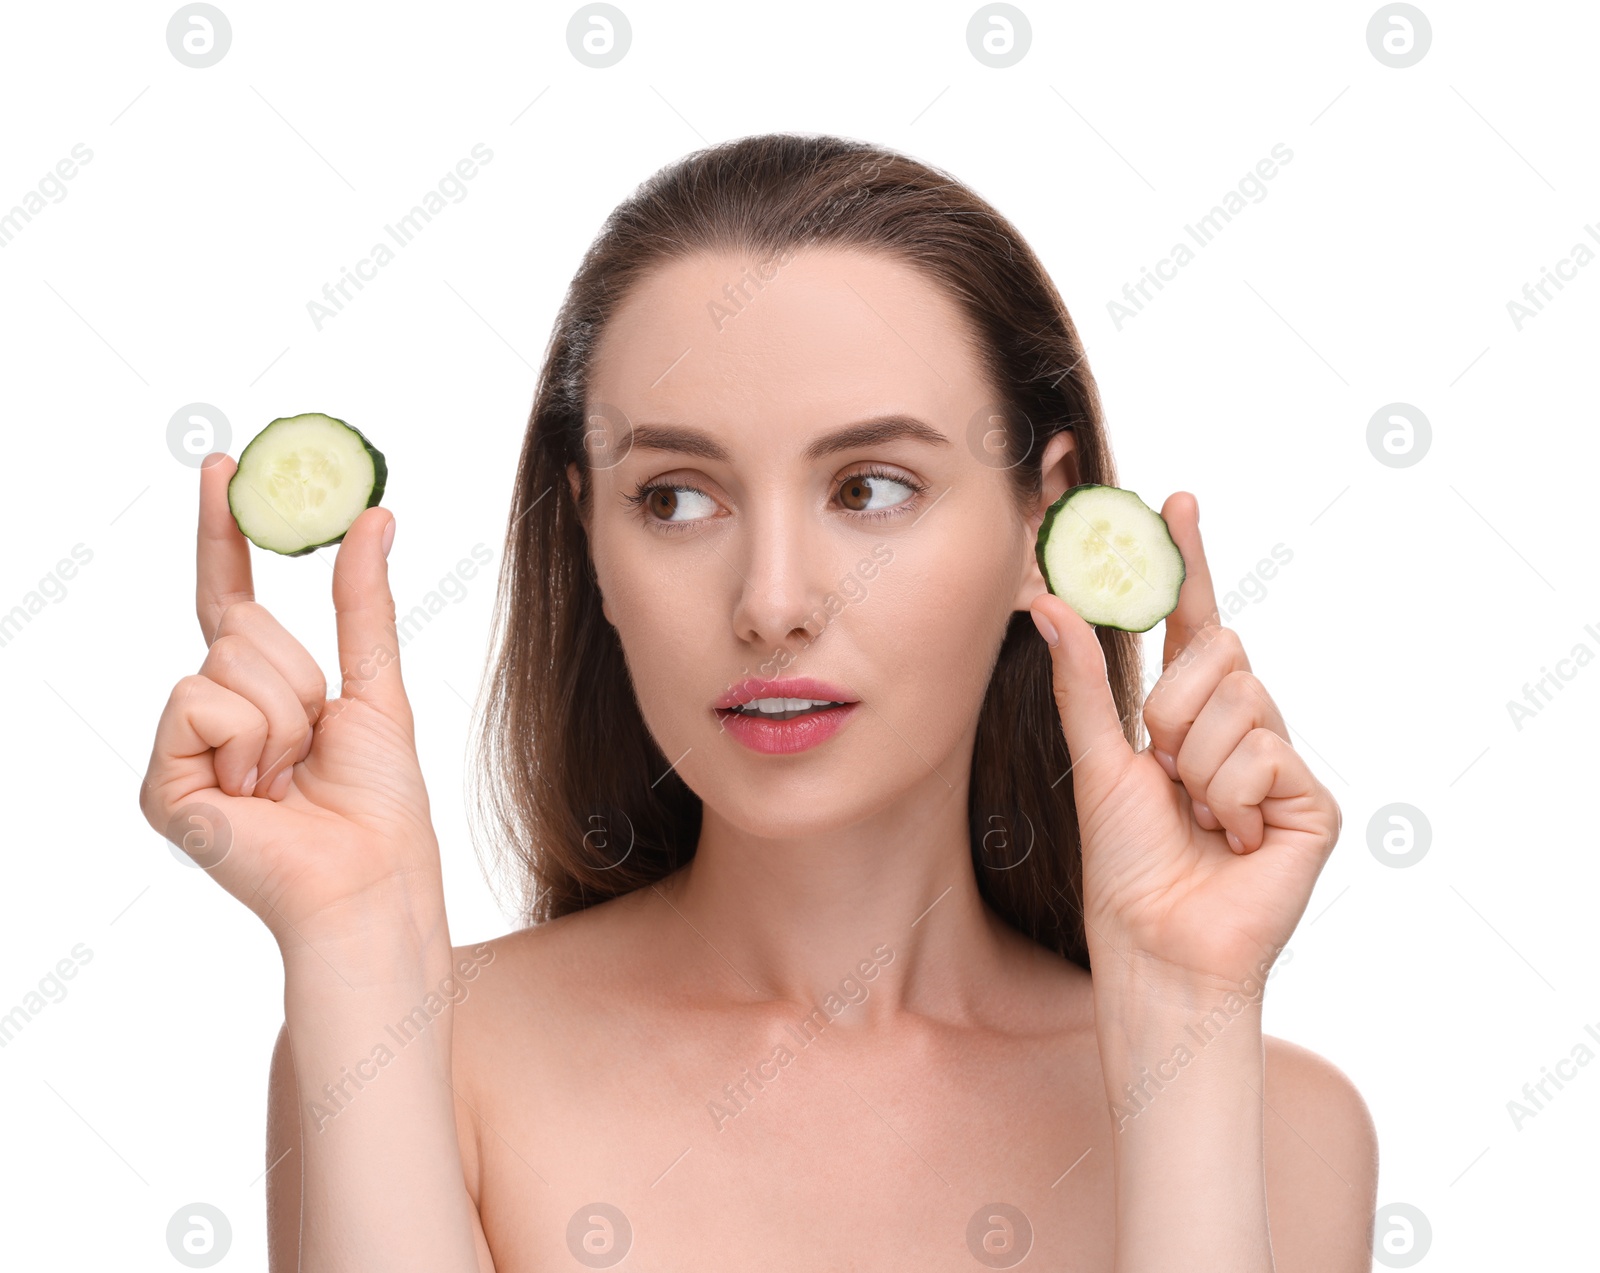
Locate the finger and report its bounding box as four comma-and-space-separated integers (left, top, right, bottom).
199, 636, 316, 792
1173, 671, 1290, 835
211, 601, 329, 733
142, 675, 270, 826
1144, 623, 1251, 775
197, 453, 255, 646
141, 677, 289, 904
332, 507, 410, 728
1159, 491, 1221, 672
1031, 590, 1135, 805
1205, 728, 1332, 855
1171, 671, 1292, 809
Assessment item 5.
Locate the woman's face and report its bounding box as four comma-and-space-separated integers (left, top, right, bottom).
572, 245, 1075, 837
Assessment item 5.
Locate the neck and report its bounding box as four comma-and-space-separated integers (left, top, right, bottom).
655, 770, 1015, 1027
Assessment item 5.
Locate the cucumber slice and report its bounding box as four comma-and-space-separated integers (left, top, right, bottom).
227, 413, 387, 557
1035, 484, 1185, 632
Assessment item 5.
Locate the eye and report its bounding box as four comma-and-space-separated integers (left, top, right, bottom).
838, 467, 922, 514
624, 482, 719, 532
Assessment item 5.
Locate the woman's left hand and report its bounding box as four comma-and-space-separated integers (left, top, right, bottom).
1030, 490, 1340, 991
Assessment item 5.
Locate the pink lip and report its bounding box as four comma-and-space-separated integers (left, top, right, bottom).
713, 676, 859, 710
717, 702, 860, 754
712, 676, 861, 755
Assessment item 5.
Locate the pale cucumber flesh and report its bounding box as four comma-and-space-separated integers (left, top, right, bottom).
1035, 484, 1185, 632
227, 413, 386, 557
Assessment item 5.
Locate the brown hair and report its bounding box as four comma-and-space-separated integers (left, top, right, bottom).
466, 132, 1144, 971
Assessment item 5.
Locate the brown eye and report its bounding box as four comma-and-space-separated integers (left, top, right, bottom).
631, 483, 717, 529
838, 471, 917, 513
648, 487, 678, 518
839, 476, 873, 511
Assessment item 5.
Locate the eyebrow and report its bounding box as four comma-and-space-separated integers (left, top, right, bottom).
618, 414, 952, 465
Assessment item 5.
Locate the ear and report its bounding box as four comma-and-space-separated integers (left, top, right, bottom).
1012, 428, 1079, 611
567, 461, 614, 626
565, 461, 584, 516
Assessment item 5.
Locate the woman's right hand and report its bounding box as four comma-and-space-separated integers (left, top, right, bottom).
139, 453, 447, 956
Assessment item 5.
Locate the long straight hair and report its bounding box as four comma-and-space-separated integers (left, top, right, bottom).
466, 133, 1143, 971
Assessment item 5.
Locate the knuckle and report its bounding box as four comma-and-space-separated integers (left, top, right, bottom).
1219, 666, 1261, 704
207, 595, 254, 643
207, 631, 250, 667
1244, 724, 1281, 757
1209, 756, 1254, 810
217, 595, 260, 622
1228, 670, 1280, 723
1205, 779, 1239, 817
1141, 693, 1172, 739
1168, 621, 1236, 681
1194, 624, 1242, 671
211, 599, 254, 637
137, 774, 160, 828
172, 672, 209, 707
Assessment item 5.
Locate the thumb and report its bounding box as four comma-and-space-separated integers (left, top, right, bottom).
330, 507, 412, 731
1030, 591, 1134, 803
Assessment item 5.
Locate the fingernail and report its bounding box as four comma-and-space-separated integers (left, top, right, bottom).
268, 768, 293, 800
1152, 748, 1178, 780
1226, 829, 1243, 853
1194, 800, 1213, 824
381, 516, 396, 559
241, 765, 258, 797
1031, 609, 1059, 648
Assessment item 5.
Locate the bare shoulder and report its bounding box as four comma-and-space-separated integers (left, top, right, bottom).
447, 888, 660, 1094
1262, 1034, 1379, 1270
447, 898, 627, 1047
444, 903, 644, 1268
451, 889, 656, 1025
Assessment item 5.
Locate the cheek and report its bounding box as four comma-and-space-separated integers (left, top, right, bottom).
599, 542, 723, 731
857, 545, 1015, 712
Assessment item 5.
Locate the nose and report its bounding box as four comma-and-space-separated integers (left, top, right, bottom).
730, 499, 833, 656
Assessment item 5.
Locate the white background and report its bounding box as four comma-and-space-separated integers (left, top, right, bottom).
1, 0, 1595, 1267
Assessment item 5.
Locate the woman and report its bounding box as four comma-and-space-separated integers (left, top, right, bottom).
143, 133, 1376, 1270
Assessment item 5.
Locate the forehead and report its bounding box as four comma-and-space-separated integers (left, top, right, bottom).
589, 246, 987, 438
